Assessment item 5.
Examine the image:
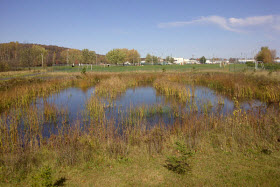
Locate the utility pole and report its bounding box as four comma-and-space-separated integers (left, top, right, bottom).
67, 49, 69, 66
133, 50, 135, 66
96, 54, 97, 66
41, 53, 43, 68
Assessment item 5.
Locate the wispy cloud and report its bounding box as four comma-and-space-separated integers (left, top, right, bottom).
158, 15, 280, 33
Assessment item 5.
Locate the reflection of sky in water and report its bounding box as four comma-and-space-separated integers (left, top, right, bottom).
36, 87, 94, 121
35, 85, 268, 122
188, 85, 266, 115
12, 85, 275, 138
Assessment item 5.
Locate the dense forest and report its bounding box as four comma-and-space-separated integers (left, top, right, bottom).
0, 42, 106, 71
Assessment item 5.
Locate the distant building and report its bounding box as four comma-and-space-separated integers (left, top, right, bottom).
173, 57, 200, 64
238, 59, 256, 63
174, 57, 184, 65
274, 58, 280, 63
205, 60, 212, 64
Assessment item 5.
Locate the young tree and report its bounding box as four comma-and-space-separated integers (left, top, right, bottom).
61, 49, 82, 65
199, 56, 206, 64
145, 54, 152, 63
82, 49, 90, 64
20, 47, 33, 69
106, 49, 126, 64
271, 49, 276, 62
31, 45, 48, 67
127, 49, 140, 65
152, 56, 158, 64
52, 52, 56, 64
98, 55, 108, 64
256, 47, 272, 63
229, 58, 237, 64
166, 56, 170, 62
166, 56, 174, 63
88, 51, 96, 64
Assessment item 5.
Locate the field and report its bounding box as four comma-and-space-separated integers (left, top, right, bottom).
50, 64, 249, 73
0, 66, 280, 186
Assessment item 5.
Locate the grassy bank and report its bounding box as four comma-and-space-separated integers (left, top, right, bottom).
0, 71, 279, 186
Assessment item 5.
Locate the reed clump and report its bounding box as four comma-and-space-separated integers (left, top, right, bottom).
95, 77, 129, 98
153, 78, 191, 103
193, 73, 280, 102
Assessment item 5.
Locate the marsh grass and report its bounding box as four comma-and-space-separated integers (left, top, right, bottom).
0, 71, 280, 185
153, 78, 191, 103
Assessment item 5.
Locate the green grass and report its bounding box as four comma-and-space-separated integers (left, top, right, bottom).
48, 64, 249, 73
66, 149, 280, 186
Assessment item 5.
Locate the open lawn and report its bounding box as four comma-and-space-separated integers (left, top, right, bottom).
49, 64, 250, 73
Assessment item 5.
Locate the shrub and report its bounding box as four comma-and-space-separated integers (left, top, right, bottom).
81, 67, 86, 75
164, 142, 193, 174
245, 61, 255, 67
32, 165, 53, 187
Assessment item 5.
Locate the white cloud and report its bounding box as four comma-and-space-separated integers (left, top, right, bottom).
158, 15, 280, 32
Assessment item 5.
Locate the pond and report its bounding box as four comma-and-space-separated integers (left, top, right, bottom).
1, 84, 276, 139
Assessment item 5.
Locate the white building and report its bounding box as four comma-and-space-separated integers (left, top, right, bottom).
205, 60, 212, 64
238, 59, 256, 63
173, 57, 200, 64
173, 57, 184, 65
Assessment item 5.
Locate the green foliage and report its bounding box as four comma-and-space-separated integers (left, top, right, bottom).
32, 166, 53, 187
145, 54, 152, 63
256, 46, 273, 63
263, 63, 280, 71
199, 56, 206, 64
106, 49, 126, 64
81, 67, 86, 75
122, 48, 140, 64
20, 47, 33, 69
165, 56, 174, 63
245, 61, 255, 67
246, 61, 280, 71
82, 49, 96, 64
61, 49, 82, 65
32, 45, 48, 67
152, 56, 158, 64
164, 142, 193, 174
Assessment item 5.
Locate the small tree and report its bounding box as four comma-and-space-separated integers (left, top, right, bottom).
199, 56, 206, 64
106, 49, 126, 65
271, 49, 276, 62
165, 56, 174, 63
256, 47, 272, 63
145, 53, 152, 63
82, 49, 96, 64
229, 58, 237, 64
31, 45, 48, 67
152, 56, 158, 64
20, 47, 33, 69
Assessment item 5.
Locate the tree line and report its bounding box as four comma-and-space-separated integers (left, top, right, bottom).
1, 42, 278, 72
0, 42, 101, 71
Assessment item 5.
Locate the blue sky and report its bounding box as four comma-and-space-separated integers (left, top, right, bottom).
0, 0, 279, 58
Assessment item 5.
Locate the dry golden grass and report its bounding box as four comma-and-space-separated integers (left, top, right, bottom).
0, 71, 280, 186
